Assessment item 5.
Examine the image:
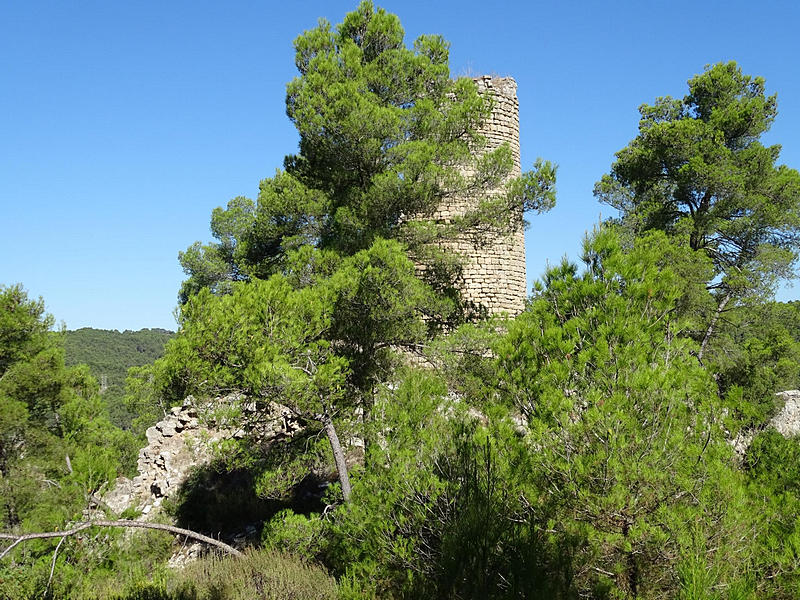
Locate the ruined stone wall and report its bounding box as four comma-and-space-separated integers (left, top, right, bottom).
431, 75, 527, 316
104, 396, 302, 517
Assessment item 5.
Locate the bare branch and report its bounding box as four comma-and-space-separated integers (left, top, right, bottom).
46, 535, 66, 595
0, 519, 242, 559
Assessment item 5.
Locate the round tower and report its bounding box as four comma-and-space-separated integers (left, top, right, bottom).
434, 75, 527, 316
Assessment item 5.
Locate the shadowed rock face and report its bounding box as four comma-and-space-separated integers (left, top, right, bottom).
104, 395, 303, 517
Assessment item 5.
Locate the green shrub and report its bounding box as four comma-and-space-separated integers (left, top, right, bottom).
95, 550, 337, 600
262, 509, 327, 559
172, 549, 338, 600
745, 429, 800, 495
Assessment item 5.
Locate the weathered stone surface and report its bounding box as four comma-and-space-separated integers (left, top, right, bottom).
167, 541, 204, 569
732, 390, 800, 457
145, 426, 161, 446
105, 477, 134, 515
771, 390, 800, 437
417, 75, 528, 318
104, 395, 302, 518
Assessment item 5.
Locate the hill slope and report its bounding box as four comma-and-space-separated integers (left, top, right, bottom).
64, 327, 174, 428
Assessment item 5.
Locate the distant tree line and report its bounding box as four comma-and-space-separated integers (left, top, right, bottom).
63, 328, 174, 430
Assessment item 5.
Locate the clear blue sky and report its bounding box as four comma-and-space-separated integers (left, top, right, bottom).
2, 0, 799, 331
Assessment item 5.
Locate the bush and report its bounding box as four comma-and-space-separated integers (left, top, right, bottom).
101, 550, 337, 600
173, 549, 338, 600
262, 509, 327, 559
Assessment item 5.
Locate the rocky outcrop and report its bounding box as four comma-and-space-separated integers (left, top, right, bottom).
732, 390, 800, 457
769, 390, 800, 437
105, 396, 302, 517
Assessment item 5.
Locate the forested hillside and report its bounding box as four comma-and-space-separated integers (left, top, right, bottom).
63, 328, 174, 429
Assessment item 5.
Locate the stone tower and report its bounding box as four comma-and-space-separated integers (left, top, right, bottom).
431, 75, 527, 316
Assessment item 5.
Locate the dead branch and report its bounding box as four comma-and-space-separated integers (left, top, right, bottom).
0, 519, 242, 559
46, 535, 66, 594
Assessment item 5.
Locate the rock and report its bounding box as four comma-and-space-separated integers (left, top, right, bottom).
105, 477, 133, 514
510, 411, 528, 436
772, 390, 800, 437
466, 406, 489, 426
168, 542, 204, 569
145, 426, 161, 445
159, 422, 177, 437
103, 395, 303, 519
732, 390, 800, 459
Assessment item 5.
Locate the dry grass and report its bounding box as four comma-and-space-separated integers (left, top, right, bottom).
169, 549, 338, 600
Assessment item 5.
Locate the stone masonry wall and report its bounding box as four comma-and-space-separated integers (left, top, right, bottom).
429, 75, 527, 316
104, 396, 302, 517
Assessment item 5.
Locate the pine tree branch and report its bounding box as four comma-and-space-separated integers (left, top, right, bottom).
0, 519, 243, 559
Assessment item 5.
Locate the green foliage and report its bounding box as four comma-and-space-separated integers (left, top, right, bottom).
284, 1, 553, 257
171, 550, 338, 600
595, 62, 800, 415
710, 302, 800, 427
491, 228, 756, 597
179, 0, 554, 317
141, 37, 800, 600
161, 1, 559, 519
10, 10, 800, 600
326, 238, 441, 387
746, 429, 800, 496
0, 284, 53, 376
92, 550, 338, 600
174, 240, 430, 406
322, 370, 523, 598
314, 365, 598, 599
0, 284, 140, 598
0, 516, 182, 599
159, 275, 346, 413
325, 370, 454, 594
742, 431, 800, 595
156, 238, 440, 503
250, 426, 333, 504
425, 318, 503, 404
262, 509, 327, 559
596, 62, 800, 304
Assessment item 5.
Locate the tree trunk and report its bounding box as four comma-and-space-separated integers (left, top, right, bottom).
698, 291, 732, 362
323, 416, 352, 502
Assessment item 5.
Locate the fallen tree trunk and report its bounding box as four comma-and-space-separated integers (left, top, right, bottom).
0, 519, 242, 559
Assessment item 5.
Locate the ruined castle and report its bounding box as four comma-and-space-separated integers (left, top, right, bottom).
105, 76, 530, 528
432, 75, 527, 316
